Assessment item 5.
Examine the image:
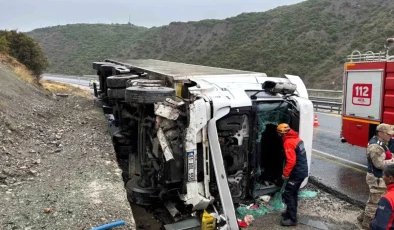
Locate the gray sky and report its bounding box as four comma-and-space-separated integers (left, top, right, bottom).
0, 0, 304, 32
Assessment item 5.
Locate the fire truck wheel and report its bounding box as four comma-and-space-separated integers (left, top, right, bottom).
125, 86, 175, 104
106, 75, 140, 88
107, 88, 126, 99
126, 79, 165, 88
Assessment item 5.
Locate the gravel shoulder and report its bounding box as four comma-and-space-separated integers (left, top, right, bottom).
0, 61, 135, 230
249, 184, 362, 230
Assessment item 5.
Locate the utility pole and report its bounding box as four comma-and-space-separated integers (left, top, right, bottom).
128, 15, 131, 25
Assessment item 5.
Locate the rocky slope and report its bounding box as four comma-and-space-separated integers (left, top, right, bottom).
0, 55, 134, 229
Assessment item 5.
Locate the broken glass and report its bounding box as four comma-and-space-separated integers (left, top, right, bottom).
256, 103, 291, 142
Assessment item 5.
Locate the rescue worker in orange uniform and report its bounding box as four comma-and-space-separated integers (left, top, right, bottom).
277, 123, 308, 226
370, 164, 394, 230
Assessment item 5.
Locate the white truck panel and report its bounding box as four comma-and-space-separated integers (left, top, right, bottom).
285, 74, 309, 99
292, 96, 314, 188
113, 59, 266, 80
344, 70, 384, 120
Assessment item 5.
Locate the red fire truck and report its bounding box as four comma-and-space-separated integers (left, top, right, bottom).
341, 38, 394, 148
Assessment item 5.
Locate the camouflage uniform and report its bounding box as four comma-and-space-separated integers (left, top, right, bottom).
361, 138, 394, 229
390, 137, 394, 153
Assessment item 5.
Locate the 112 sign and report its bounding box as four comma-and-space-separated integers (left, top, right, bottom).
352, 84, 372, 106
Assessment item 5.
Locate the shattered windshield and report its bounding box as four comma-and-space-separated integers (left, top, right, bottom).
256, 101, 292, 142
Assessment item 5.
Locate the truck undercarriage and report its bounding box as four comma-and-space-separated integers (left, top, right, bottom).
92, 59, 312, 229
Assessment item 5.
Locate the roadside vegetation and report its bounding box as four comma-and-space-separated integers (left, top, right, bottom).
0, 30, 49, 79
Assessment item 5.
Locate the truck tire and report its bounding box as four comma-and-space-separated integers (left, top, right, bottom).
125, 86, 175, 104
107, 75, 140, 88
113, 65, 130, 75
93, 62, 114, 71
108, 88, 126, 99
126, 79, 164, 88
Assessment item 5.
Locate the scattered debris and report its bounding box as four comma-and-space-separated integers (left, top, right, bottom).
29, 170, 38, 176
244, 215, 254, 225
259, 195, 270, 203
56, 93, 69, 97
237, 215, 254, 228
238, 187, 319, 219
156, 128, 175, 161
154, 103, 181, 120
299, 190, 319, 198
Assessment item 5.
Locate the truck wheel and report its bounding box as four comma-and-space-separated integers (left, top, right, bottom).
93, 62, 114, 71
107, 75, 140, 88
107, 88, 126, 99
125, 86, 175, 104
126, 177, 159, 206
126, 79, 164, 88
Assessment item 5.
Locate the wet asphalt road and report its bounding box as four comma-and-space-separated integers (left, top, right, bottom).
311, 112, 368, 205
43, 76, 370, 205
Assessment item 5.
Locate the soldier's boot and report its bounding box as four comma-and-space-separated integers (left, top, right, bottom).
361, 222, 371, 230
357, 211, 364, 222
361, 213, 372, 230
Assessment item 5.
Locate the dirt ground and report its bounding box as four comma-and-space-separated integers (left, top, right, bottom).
0, 59, 134, 230
248, 183, 362, 230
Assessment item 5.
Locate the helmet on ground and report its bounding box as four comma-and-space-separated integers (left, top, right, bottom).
277, 123, 290, 135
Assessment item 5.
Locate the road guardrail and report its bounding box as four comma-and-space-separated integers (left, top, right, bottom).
308, 89, 343, 114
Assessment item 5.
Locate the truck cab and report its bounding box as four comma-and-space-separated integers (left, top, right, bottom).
92, 59, 314, 229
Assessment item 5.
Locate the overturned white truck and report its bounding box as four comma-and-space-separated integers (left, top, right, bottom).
92, 59, 314, 230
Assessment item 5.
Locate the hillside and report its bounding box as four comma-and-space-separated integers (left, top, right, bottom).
28, 0, 394, 88
28, 24, 147, 75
